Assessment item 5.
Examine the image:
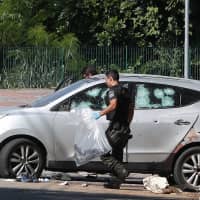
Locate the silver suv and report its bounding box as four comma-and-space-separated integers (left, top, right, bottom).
0, 74, 200, 191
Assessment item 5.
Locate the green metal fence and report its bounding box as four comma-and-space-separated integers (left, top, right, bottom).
0, 46, 199, 88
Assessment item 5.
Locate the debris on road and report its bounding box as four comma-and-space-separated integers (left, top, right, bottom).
58, 181, 69, 186
81, 183, 88, 187
16, 173, 38, 183
16, 172, 51, 183
143, 175, 181, 194
38, 178, 50, 182
42, 171, 71, 181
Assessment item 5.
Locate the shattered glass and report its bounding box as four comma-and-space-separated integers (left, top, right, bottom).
136, 85, 150, 108
70, 84, 108, 111
162, 96, 174, 107
86, 88, 101, 97
135, 84, 177, 109
164, 88, 175, 96
154, 89, 164, 99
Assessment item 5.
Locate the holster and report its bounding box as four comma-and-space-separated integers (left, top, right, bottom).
106, 122, 132, 148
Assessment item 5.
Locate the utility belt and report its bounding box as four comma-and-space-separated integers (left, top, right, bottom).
105, 121, 132, 148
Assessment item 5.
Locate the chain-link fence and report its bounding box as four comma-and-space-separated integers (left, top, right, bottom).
0, 46, 199, 88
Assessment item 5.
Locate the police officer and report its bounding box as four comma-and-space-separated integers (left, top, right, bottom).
93, 69, 134, 189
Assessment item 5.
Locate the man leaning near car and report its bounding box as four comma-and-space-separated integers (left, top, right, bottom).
93, 69, 134, 189
81, 66, 97, 79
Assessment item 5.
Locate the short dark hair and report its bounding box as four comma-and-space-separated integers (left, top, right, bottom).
105, 69, 119, 81
81, 66, 97, 76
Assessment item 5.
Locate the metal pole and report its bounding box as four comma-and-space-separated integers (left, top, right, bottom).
184, 0, 189, 79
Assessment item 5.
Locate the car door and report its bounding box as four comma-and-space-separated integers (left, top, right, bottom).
128, 82, 198, 163
52, 83, 109, 160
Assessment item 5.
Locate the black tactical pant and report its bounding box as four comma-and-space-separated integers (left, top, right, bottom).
101, 121, 131, 181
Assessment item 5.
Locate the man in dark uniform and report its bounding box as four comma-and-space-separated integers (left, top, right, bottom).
93, 69, 134, 189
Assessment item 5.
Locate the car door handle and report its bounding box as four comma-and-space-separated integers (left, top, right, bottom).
174, 119, 191, 125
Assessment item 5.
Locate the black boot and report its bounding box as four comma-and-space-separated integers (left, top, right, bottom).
113, 163, 129, 181
104, 176, 122, 189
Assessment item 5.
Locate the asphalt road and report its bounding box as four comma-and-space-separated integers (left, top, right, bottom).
0, 173, 199, 200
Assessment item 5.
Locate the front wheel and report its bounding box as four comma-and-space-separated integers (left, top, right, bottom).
0, 138, 45, 178
173, 146, 200, 191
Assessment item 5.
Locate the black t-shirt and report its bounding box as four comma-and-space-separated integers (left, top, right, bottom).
105, 84, 131, 123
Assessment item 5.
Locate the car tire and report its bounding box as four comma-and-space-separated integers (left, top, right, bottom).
173, 146, 200, 191
0, 138, 45, 178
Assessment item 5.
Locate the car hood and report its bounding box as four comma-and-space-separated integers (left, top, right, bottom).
0, 106, 28, 116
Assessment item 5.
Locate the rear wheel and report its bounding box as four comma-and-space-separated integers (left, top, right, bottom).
174, 146, 200, 191
0, 138, 45, 178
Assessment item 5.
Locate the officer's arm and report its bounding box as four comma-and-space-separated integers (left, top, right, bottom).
100, 98, 117, 116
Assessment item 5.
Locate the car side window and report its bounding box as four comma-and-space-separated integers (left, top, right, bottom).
180, 88, 200, 106
53, 82, 130, 112
70, 84, 108, 111
69, 82, 130, 111
135, 83, 180, 109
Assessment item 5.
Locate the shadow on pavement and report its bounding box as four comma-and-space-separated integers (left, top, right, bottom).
0, 187, 187, 200
49, 172, 144, 185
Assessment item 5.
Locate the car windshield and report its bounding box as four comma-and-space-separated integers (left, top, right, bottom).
31, 79, 89, 107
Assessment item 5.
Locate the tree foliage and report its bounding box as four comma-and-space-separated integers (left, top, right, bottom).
0, 0, 188, 46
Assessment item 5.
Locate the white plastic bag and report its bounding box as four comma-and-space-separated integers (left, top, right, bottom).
143, 175, 169, 194
74, 108, 111, 166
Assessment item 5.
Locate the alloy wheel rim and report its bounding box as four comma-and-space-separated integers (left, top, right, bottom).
182, 153, 200, 188
9, 144, 40, 177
